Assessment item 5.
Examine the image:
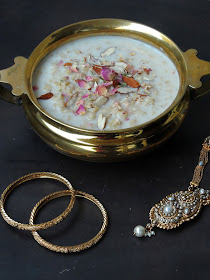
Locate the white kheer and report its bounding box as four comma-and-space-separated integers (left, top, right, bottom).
32, 36, 179, 130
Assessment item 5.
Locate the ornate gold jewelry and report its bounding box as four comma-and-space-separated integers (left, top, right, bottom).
29, 190, 108, 253
0, 172, 76, 231
134, 137, 210, 237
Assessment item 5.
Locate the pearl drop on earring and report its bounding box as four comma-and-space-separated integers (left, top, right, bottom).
133, 225, 145, 237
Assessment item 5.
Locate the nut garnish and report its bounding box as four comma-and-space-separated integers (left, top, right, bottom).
94, 96, 108, 107
97, 113, 106, 130
100, 47, 116, 57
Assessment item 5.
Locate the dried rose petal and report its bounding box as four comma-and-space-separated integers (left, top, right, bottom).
100, 67, 116, 81
69, 66, 78, 73
82, 94, 89, 99
101, 81, 113, 87
57, 60, 64, 66
37, 92, 54, 100
77, 79, 87, 88
76, 104, 86, 115
118, 73, 123, 80
125, 64, 134, 73
76, 99, 85, 106
95, 85, 108, 96
113, 79, 120, 87
92, 65, 102, 75
63, 96, 70, 107
86, 76, 93, 81
32, 86, 39, 91
144, 68, 152, 75
108, 88, 118, 95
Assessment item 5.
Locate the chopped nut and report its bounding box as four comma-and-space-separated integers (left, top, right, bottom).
143, 77, 153, 81
97, 113, 106, 130
94, 96, 108, 107
112, 118, 121, 127
100, 47, 116, 57
117, 87, 136, 94
144, 89, 151, 95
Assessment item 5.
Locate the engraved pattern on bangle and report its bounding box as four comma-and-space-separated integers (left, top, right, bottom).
29, 190, 108, 253
0, 172, 76, 231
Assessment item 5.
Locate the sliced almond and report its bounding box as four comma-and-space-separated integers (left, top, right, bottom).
94, 96, 108, 107
117, 87, 137, 94
91, 81, 98, 92
143, 89, 151, 95
115, 62, 127, 68
100, 47, 116, 57
143, 77, 153, 81
109, 66, 126, 74
112, 118, 121, 127
98, 113, 106, 130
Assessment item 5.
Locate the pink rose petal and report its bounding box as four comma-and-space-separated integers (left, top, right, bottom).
125, 64, 134, 73
86, 76, 93, 81
76, 104, 86, 115
95, 85, 108, 96
69, 66, 78, 73
144, 68, 152, 75
62, 95, 70, 107
82, 94, 89, 99
57, 60, 64, 66
118, 73, 123, 80
76, 99, 85, 106
108, 88, 118, 96
77, 79, 87, 88
101, 81, 113, 87
100, 67, 116, 81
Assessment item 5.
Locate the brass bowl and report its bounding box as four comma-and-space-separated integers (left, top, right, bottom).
0, 19, 210, 162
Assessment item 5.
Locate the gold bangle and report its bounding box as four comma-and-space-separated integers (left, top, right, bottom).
0, 172, 76, 231
29, 190, 108, 253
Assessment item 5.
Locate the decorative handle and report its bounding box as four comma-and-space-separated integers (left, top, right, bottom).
183, 49, 210, 99
0, 56, 28, 104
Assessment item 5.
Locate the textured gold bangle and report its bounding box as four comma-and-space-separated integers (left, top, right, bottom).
29, 190, 108, 253
0, 172, 76, 231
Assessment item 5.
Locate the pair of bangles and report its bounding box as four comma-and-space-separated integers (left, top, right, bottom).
0, 172, 108, 253
1, 138, 210, 252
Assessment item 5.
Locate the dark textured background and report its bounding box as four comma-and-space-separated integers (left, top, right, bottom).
0, 0, 210, 279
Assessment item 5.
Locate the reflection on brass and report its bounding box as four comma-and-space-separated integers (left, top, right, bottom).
0, 56, 28, 96
0, 19, 210, 161
183, 49, 210, 89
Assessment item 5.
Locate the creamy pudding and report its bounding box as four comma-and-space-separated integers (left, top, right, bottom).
32, 36, 179, 130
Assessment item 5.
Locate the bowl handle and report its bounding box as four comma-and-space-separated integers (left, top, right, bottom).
183, 49, 210, 99
0, 56, 28, 104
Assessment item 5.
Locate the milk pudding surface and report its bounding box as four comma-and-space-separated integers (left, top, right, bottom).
32, 35, 180, 130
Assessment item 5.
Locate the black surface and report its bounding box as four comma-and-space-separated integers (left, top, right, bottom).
0, 0, 210, 279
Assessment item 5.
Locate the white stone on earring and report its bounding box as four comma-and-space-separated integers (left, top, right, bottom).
163, 205, 173, 214
199, 188, 205, 195
168, 196, 175, 201
184, 208, 190, 215
133, 225, 145, 237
